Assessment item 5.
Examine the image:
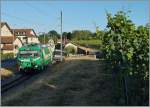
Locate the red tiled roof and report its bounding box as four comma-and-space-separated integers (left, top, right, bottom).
12, 29, 37, 37
1, 44, 14, 50
0, 36, 16, 44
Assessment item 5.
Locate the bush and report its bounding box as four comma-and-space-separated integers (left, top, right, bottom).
96, 11, 149, 105
65, 46, 77, 56
1, 53, 14, 60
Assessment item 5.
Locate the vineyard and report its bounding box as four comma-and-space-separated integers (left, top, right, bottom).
96, 11, 149, 105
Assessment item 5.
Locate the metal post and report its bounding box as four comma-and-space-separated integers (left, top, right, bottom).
44, 33, 45, 44
60, 11, 63, 61
123, 76, 128, 105
13, 29, 15, 57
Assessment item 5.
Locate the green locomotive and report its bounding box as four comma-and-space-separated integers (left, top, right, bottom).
17, 43, 54, 72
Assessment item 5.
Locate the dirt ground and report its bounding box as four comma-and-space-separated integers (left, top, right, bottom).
2, 57, 119, 106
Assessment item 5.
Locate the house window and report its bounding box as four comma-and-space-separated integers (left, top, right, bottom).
23, 32, 26, 35
23, 37, 27, 40
15, 45, 18, 49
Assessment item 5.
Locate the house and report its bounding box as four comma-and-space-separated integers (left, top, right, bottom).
57, 38, 69, 45
64, 43, 78, 54
12, 29, 40, 44
65, 42, 97, 55
0, 22, 23, 55
77, 45, 96, 55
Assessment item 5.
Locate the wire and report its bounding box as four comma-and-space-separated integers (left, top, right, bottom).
24, 1, 49, 17
1, 12, 48, 33
2, 12, 45, 26
24, 2, 62, 33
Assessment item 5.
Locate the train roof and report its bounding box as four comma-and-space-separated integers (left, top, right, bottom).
19, 43, 41, 51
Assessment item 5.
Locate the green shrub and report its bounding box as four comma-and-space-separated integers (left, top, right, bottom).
1, 53, 14, 60
65, 46, 77, 56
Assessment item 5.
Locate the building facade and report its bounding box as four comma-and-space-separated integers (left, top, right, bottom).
12, 29, 40, 45
0, 22, 23, 55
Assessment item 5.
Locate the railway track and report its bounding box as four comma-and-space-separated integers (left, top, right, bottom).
1, 74, 32, 93
1, 61, 58, 93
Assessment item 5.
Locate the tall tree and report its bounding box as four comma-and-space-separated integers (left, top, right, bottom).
48, 30, 60, 43
38, 34, 49, 44
72, 30, 93, 40
66, 32, 72, 40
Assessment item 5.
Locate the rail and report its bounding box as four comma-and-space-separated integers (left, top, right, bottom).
1, 74, 32, 93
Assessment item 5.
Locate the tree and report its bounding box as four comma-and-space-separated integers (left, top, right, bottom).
62, 32, 72, 40
38, 34, 49, 44
66, 32, 72, 40
48, 30, 60, 43
97, 11, 149, 105
62, 32, 68, 39
72, 30, 93, 40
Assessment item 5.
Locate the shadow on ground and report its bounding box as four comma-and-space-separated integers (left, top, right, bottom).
2, 59, 122, 106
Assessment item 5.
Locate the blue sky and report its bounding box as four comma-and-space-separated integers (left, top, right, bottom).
1, 0, 149, 34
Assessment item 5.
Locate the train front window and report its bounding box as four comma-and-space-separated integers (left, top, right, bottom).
34, 53, 40, 58
19, 51, 39, 58
19, 53, 33, 58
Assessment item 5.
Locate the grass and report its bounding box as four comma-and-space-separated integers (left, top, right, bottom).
1, 63, 18, 80
0, 68, 14, 79
2, 58, 148, 106
2, 58, 119, 106
46, 60, 116, 106
65, 55, 97, 60
72, 39, 101, 49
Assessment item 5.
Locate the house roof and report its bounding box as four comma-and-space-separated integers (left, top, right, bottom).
12, 29, 37, 37
57, 39, 69, 45
65, 42, 77, 48
1, 22, 5, 27
0, 22, 13, 34
1, 44, 14, 50
0, 36, 16, 44
77, 46, 95, 52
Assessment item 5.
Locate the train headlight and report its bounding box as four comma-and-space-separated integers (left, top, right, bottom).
32, 61, 35, 65
18, 60, 22, 65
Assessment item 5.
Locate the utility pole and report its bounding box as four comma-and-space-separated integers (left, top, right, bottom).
60, 11, 63, 62
42, 33, 45, 44
44, 33, 45, 44
13, 29, 15, 58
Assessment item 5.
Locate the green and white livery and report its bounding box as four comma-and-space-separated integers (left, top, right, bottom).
17, 42, 55, 72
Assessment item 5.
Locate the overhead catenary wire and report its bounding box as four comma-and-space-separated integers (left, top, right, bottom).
24, 1, 49, 17
1, 2, 61, 35
1, 12, 50, 33
1, 2, 63, 47
2, 12, 45, 26
23, 2, 62, 33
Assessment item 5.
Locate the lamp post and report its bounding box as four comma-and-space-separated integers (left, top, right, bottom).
12, 29, 15, 58
60, 11, 63, 62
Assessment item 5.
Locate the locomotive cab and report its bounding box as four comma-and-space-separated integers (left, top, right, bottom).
17, 50, 42, 71
17, 44, 44, 72
17, 43, 54, 72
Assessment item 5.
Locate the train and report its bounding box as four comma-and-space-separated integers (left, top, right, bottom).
17, 43, 55, 72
